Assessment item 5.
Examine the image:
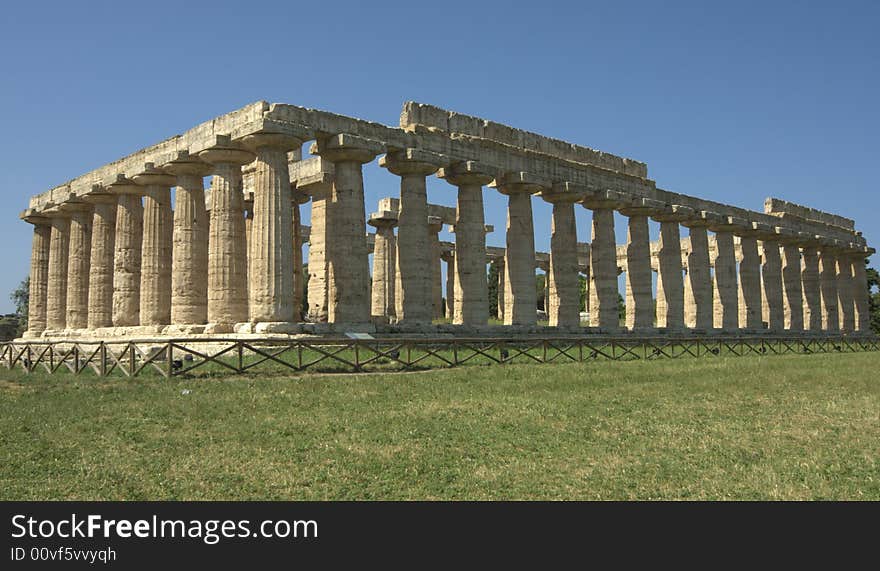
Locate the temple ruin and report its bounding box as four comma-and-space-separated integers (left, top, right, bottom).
18, 101, 874, 340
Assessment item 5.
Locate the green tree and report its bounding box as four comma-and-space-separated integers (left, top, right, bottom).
866, 258, 880, 334
487, 260, 500, 318
7, 277, 29, 337
535, 273, 546, 311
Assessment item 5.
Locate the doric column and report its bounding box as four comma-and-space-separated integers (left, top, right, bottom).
819, 241, 840, 332
20, 210, 51, 336
312, 133, 382, 325
581, 190, 625, 331
852, 247, 874, 332
45, 208, 70, 331
681, 211, 721, 330
618, 198, 662, 331
496, 257, 506, 322
541, 184, 586, 328
133, 164, 175, 328
709, 216, 746, 331
368, 211, 398, 322
837, 250, 856, 332
653, 205, 693, 331
757, 226, 784, 332
801, 243, 822, 331
63, 201, 93, 330
164, 152, 211, 327
198, 138, 255, 330
110, 176, 143, 327
438, 162, 494, 326
240, 133, 305, 324
779, 231, 806, 332
83, 192, 117, 329
494, 172, 547, 326
292, 189, 308, 322
379, 148, 442, 325
441, 250, 455, 319
735, 222, 765, 330
428, 216, 444, 320
244, 201, 254, 265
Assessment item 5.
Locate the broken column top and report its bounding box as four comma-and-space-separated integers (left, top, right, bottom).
764, 197, 855, 231
400, 101, 648, 178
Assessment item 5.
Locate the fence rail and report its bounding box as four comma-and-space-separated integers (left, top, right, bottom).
2, 335, 877, 378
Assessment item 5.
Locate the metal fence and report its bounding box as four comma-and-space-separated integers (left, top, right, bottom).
2, 335, 877, 378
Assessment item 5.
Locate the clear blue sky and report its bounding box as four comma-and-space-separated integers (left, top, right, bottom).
1, 0, 877, 313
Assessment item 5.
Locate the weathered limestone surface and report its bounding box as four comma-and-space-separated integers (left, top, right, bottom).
712, 229, 738, 330
737, 235, 762, 330
852, 255, 871, 332
135, 167, 175, 327
681, 215, 716, 330
111, 182, 143, 327
546, 199, 580, 328
585, 200, 619, 331
819, 248, 839, 332
442, 251, 455, 319
653, 207, 691, 330
313, 134, 381, 325
380, 149, 439, 325
781, 244, 804, 331
428, 217, 444, 320
24, 214, 51, 335
369, 212, 397, 320
199, 141, 253, 328
497, 173, 543, 326
496, 258, 506, 322
85, 195, 116, 329
166, 154, 211, 326
439, 162, 492, 326
836, 256, 855, 332
20, 100, 872, 341
45, 214, 70, 331
760, 240, 784, 331
245, 133, 300, 323
801, 246, 822, 331
292, 191, 306, 321
619, 198, 658, 330
64, 204, 93, 329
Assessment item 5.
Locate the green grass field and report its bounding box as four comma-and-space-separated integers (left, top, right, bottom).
1, 352, 877, 500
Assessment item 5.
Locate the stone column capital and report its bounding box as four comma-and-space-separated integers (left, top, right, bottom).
427, 215, 444, 233
540, 181, 591, 205
290, 187, 311, 204
163, 151, 213, 177
651, 204, 695, 223
680, 210, 724, 229
132, 163, 177, 188
198, 137, 256, 166
490, 171, 552, 195
41, 203, 72, 219
437, 161, 495, 187
107, 174, 143, 195
20, 208, 50, 225
57, 200, 93, 214
707, 215, 748, 234
580, 189, 628, 210
368, 211, 398, 229
618, 197, 665, 216
379, 148, 444, 176
311, 133, 383, 164
240, 132, 304, 153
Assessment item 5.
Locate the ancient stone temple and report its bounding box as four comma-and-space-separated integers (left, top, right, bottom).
19, 101, 874, 340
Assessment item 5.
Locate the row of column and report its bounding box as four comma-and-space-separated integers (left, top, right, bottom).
366, 178, 871, 333
25, 138, 873, 335
25, 133, 312, 335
